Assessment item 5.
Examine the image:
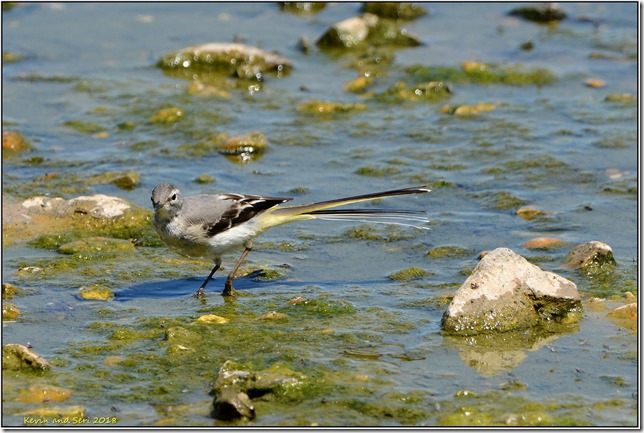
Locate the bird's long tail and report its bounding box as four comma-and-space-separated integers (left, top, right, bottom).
260, 186, 431, 230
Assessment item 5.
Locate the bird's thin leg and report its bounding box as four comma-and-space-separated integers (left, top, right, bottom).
223, 244, 252, 296
193, 258, 222, 298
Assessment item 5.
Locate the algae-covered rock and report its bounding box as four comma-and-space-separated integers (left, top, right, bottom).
297, 100, 367, 116
159, 42, 292, 80
2, 283, 19, 300
87, 171, 140, 191
344, 75, 375, 93
2, 344, 51, 371
440, 102, 497, 116
442, 247, 581, 335
607, 303, 636, 331
77, 285, 115, 301
362, 2, 428, 20
2, 303, 21, 321
211, 360, 307, 420
194, 174, 215, 184
212, 389, 255, 421
186, 80, 231, 98
508, 4, 567, 23
388, 267, 429, 281
564, 241, 616, 271
407, 62, 556, 86
59, 236, 135, 256
377, 81, 451, 103
259, 311, 288, 320
150, 107, 184, 125
604, 93, 636, 104
17, 384, 73, 403
317, 12, 421, 50
216, 132, 268, 164
3, 131, 31, 153
428, 246, 472, 259
516, 207, 549, 221
316, 13, 379, 49
280, 2, 326, 16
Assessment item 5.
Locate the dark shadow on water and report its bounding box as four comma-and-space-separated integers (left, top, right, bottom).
115, 274, 382, 301
115, 277, 247, 300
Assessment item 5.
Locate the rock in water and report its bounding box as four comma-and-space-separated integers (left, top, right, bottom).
564, 241, 616, 270
442, 248, 581, 335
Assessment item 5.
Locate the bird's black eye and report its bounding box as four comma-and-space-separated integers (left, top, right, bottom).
171, 193, 177, 201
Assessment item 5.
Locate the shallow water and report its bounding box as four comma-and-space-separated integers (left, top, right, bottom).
2, 2, 638, 427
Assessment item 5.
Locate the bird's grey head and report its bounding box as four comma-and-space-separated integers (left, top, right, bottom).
151, 183, 183, 214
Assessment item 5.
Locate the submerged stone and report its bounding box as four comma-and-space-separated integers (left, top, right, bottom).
2, 344, 51, 371
77, 285, 115, 301
508, 4, 567, 23
59, 236, 135, 256
298, 100, 368, 116
21, 406, 85, 419
516, 207, 549, 221
17, 384, 73, 403
442, 247, 581, 335
604, 93, 636, 104
523, 237, 567, 250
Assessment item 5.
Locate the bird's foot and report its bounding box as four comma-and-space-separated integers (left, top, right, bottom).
222, 282, 237, 297
192, 287, 206, 298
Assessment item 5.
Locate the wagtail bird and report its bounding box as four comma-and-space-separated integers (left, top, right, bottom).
151, 183, 430, 297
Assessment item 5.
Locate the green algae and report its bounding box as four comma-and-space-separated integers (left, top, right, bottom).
30, 234, 75, 250
354, 166, 401, 177
297, 100, 368, 117
470, 190, 527, 211
77, 284, 115, 301
62, 119, 106, 134
343, 224, 416, 242
406, 62, 556, 86
376, 81, 452, 103
427, 246, 472, 259
59, 237, 135, 256
388, 267, 429, 281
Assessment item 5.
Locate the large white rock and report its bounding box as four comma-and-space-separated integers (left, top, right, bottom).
442, 247, 581, 334
22, 194, 132, 219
